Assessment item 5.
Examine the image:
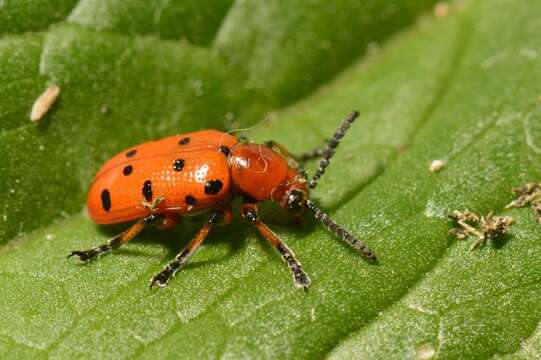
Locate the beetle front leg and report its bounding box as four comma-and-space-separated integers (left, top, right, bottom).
241, 203, 311, 289
69, 213, 165, 262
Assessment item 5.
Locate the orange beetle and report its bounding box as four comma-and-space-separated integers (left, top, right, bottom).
70, 112, 377, 288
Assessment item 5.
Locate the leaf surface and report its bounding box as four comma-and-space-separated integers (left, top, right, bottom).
1, 0, 540, 359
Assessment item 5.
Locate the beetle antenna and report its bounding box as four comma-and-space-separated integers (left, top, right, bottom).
223, 114, 272, 138
308, 111, 359, 189
305, 199, 377, 262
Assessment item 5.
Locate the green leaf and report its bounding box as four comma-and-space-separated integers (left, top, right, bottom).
0, 0, 78, 35
0, 25, 236, 244
1, 0, 541, 359
67, 0, 235, 45
215, 0, 437, 109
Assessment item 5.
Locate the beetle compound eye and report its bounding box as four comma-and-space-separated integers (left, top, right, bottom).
287, 190, 304, 210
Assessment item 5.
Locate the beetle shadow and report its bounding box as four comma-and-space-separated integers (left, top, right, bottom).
92, 200, 325, 271
95, 216, 249, 268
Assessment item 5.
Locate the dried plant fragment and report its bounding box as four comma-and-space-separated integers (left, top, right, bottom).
449, 210, 514, 250
30, 84, 60, 122
505, 182, 541, 223
429, 159, 446, 173
480, 214, 514, 249
434, 1, 449, 19
449, 210, 481, 240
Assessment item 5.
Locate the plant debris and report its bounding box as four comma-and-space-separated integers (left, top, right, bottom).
449, 210, 514, 250
505, 182, 541, 223
429, 159, 445, 172
100, 104, 109, 114
30, 84, 60, 122
434, 1, 449, 19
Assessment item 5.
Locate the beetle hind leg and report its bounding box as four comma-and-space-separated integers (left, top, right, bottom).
69, 213, 164, 262
296, 146, 326, 162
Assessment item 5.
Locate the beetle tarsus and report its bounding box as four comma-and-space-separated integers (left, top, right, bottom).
68, 249, 100, 262
293, 268, 311, 289
149, 269, 174, 288
68, 244, 111, 261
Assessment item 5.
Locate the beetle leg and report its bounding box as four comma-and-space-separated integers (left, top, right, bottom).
157, 212, 179, 230
236, 134, 249, 144
149, 211, 221, 288
296, 145, 327, 162
264, 140, 327, 163
241, 203, 311, 289
69, 213, 164, 262
217, 207, 234, 226
264, 140, 292, 157
263, 140, 311, 179
263, 140, 301, 168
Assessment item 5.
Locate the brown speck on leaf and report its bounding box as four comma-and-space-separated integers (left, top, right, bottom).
506, 182, 541, 223
449, 210, 514, 250
395, 144, 409, 153
429, 159, 446, 173
434, 1, 449, 19
481, 214, 514, 244
100, 104, 109, 114
30, 84, 60, 122
533, 203, 541, 224
449, 210, 480, 240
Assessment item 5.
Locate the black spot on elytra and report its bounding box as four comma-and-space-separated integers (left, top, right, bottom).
173, 159, 185, 171
185, 195, 197, 206
126, 149, 137, 157
101, 189, 111, 212
142, 180, 152, 201
219, 145, 230, 156
178, 137, 190, 145
204, 179, 223, 195
123, 165, 133, 176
